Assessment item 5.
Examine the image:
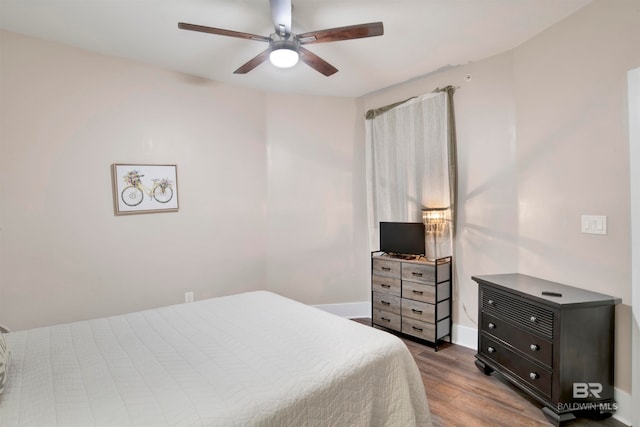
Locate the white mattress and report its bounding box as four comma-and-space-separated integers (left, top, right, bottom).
0, 291, 432, 426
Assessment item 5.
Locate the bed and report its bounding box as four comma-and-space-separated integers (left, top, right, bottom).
0, 291, 432, 426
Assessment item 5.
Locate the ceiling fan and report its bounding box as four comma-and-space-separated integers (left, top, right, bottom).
178, 0, 383, 76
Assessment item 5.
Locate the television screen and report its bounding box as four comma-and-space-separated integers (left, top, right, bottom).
379, 222, 425, 255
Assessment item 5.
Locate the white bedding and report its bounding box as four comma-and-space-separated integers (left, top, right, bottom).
0, 291, 432, 426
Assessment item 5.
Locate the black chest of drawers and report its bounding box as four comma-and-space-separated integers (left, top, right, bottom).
472, 274, 621, 426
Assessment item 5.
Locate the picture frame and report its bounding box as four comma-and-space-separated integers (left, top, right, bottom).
111, 163, 179, 215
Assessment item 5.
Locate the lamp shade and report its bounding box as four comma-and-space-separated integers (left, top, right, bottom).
422, 207, 451, 260
422, 207, 449, 233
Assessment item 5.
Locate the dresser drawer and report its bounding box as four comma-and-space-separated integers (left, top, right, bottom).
402, 280, 451, 304
372, 292, 401, 314
402, 281, 435, 303
372, 275, 401, 296
372, 308, 401, 331
480, 334, 552, 398
482, 312, 553, 368
372, 258, 401, 278
402, 317, 435, 341
402, 262, 435, 284
401, 298, 434, 323
403, 298, 450, 323
482, 287, 554, 339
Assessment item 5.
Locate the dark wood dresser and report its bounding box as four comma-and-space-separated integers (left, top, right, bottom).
371, 253, 452, 350
472, 274, 621, 426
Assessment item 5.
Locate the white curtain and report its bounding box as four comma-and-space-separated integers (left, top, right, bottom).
365, 91, 453, 257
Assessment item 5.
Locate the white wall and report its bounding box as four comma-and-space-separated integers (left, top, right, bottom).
512, 0, 639, 398
359, 0, 639, 401
265, 93, 370, 305
0, 29, 370, 332
513, 0, 635, 301
0, 29, 272, 329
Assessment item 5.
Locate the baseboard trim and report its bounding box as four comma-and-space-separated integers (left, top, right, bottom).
313, 301, 370, 319
452, 324, 477, 350
613, 387, 632, 426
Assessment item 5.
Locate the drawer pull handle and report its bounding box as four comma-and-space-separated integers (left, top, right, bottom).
487, 346, 496, 353
530, 344, 539, 351
488, 299, 495, 306
412, 272, 423, 277
412, 290, 423, 295
411, 308, 423, 314
488, 322, 496, 329
381, 267, 391, 271
412, 326, 423, 332
381, 301, 390, 306
380, 317, 391, 322
530, 316, 537, 323
381, 284, 391, 288
529, 372, 539, 380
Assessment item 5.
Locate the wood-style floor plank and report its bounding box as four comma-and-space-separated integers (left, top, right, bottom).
353, 319, 627, 427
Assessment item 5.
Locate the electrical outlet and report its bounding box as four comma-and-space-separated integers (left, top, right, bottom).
185, 291, 194, 303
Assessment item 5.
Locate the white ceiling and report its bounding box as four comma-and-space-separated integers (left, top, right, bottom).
0, 0, 592, 97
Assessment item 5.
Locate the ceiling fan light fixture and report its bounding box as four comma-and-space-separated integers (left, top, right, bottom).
269, 40, 299, 68
178, 2, 384, 76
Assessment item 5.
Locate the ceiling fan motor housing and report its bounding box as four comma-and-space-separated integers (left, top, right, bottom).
270, 34, 299, 50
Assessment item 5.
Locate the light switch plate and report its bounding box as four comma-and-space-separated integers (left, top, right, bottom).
581, 215, 607, 235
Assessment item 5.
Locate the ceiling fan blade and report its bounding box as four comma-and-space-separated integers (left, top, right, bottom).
178, 22, 271, 42
298, 47, 338, 76
233, 49, 271, 74
298, 22, 383, 45
269, 0, 292, 36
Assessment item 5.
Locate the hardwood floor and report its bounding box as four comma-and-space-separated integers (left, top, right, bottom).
353, 319, 627, 427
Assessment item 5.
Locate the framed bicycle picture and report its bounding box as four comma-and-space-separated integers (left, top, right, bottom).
111, 163, 179, 215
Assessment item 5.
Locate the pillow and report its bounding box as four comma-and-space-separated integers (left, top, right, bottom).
0, 332, 8, 395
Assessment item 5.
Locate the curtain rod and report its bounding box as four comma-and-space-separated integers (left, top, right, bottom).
364, 85, 457, 120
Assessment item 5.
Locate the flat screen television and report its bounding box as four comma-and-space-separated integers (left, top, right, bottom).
379, 222, 425, 256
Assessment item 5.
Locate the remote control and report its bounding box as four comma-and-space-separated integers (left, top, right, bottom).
542, 291, 562, 297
